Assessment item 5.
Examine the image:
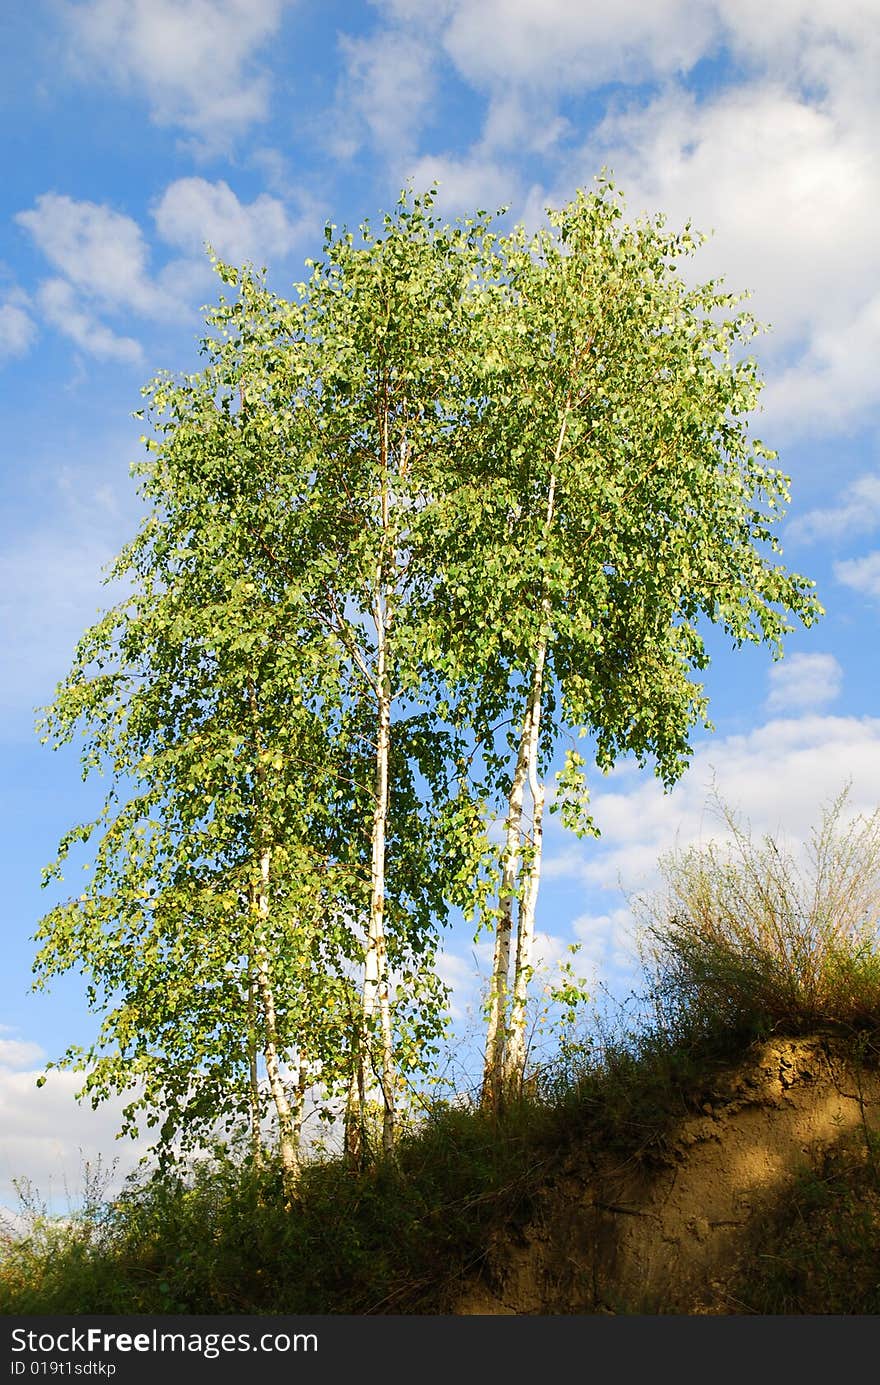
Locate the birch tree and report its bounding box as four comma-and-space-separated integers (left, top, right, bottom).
35, 208, 497, 1183
34, 291, 364, 1199
239, 198, 498, 1163
431, 183, 822, 1105
35, 180, 821, 1163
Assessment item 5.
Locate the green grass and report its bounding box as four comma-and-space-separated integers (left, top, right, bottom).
726, 1124, 880, 1314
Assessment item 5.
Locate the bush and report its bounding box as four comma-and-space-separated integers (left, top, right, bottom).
637, 787, 880, 1040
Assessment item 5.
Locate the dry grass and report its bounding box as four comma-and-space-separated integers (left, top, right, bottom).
638, 787, 880, 1038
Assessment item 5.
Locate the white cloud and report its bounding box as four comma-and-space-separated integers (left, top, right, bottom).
571, 906, 642, 982
17, 194, 175, 319
0, 1039, 47, 1071
763, 293, 880, 434
404, 153, 517, 218
587, 83, 877, 343
544, 715, 880, 900
717, 0, 880, 81
0, 1064, 151, 1212
15, 192, 208, 360
0, 300, 37, 363
834, 550, 880, 599
64, 0, 288, 147
335, 29, 437, 160
787, 473, 880, 544
393, 1, 878, 436
153, 177, 307, 266
439, 0, 879, 99
443, 0, 719, 92
480, 92, 571, 158
562, 74, 880, 434
766, 652, 842, 712
434, 948, 482, 1022
38, 279, 143, 363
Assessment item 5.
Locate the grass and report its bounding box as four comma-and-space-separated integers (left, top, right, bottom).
0, 1100, 574, 1314
4, 788, 880, 1315
727, 1124, 880, 1314
636, 788, 880, 1040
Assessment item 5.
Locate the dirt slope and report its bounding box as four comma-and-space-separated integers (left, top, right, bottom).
454, 1036, 880, 1314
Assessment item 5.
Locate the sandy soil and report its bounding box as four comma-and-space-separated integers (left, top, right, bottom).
454, 1036, 880, 1314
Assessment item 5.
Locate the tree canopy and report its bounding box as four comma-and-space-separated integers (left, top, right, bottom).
35, 182, 822, 1181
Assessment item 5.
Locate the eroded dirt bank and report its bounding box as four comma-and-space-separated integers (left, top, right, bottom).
455, 1037, 880, 1314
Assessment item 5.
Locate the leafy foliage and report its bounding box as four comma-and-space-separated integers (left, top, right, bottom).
33, 180, 823, 1169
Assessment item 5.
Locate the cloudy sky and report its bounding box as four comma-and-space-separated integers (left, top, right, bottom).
2, 0, 878, 1210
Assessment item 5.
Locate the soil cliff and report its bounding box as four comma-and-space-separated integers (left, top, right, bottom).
455, 1036, 880, 1314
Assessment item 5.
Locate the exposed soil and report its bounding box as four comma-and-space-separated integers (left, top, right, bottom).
453, 1037, 880, 1314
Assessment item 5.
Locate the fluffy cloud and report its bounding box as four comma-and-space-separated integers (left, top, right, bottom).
0, 300, 37, 364
17, 183, 313, 361
14, 191, 229, 361
384, 0, 879, 434
440, 0, 879, 97
0, 1061, 151, 1212
38, 279, 143, 363
766, 652, 843, 712
570, 906, 643, 986
717, 0, 880, 80
443, 0, 719, 92
63, 0, 288, 147
0, 1038, 47, 1070
334, 29, 437, 160
15, 193, 187, 359
544, 714, 880, 901
17, 193, 175, 319
404, 153, 517, 218
787, 472, 880, 545
762, 293, 880, 434
153, 177, 307, 266
558, 71, 880, 434
585, 84, 877, 341
834, 551, 880, 600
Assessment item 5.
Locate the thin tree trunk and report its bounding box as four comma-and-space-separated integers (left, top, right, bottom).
367, 605, 396, 1155
485, 407, 568, 1104
504, 646, 549, 1092
253, 851, 300, 1201
482, 699, 532, 1110
245, 676, 300, 1198
246, 964, 262, 1169
346, 384, 405, 1161
368, 391, 398, 1158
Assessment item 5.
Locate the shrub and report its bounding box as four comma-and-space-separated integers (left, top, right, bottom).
637, 787, 880, 1040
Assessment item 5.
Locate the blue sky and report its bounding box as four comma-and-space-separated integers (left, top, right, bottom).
1, 0, 879, 1209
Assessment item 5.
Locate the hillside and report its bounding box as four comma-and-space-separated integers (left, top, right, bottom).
4, 1028, 880, 1316
455, 1034, 880, 1314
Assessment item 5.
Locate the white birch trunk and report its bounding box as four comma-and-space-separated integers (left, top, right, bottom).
367, 604, 396, 1155
254, 848, 300, 1199
342, 654, 393, 1168
246, 966, 262, 1169
482, 700, 532, 1109
504, 646, 548, 1091
246, 677, 300, 1193
489, 407, 568, 1101
349, 394, 398, 1162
